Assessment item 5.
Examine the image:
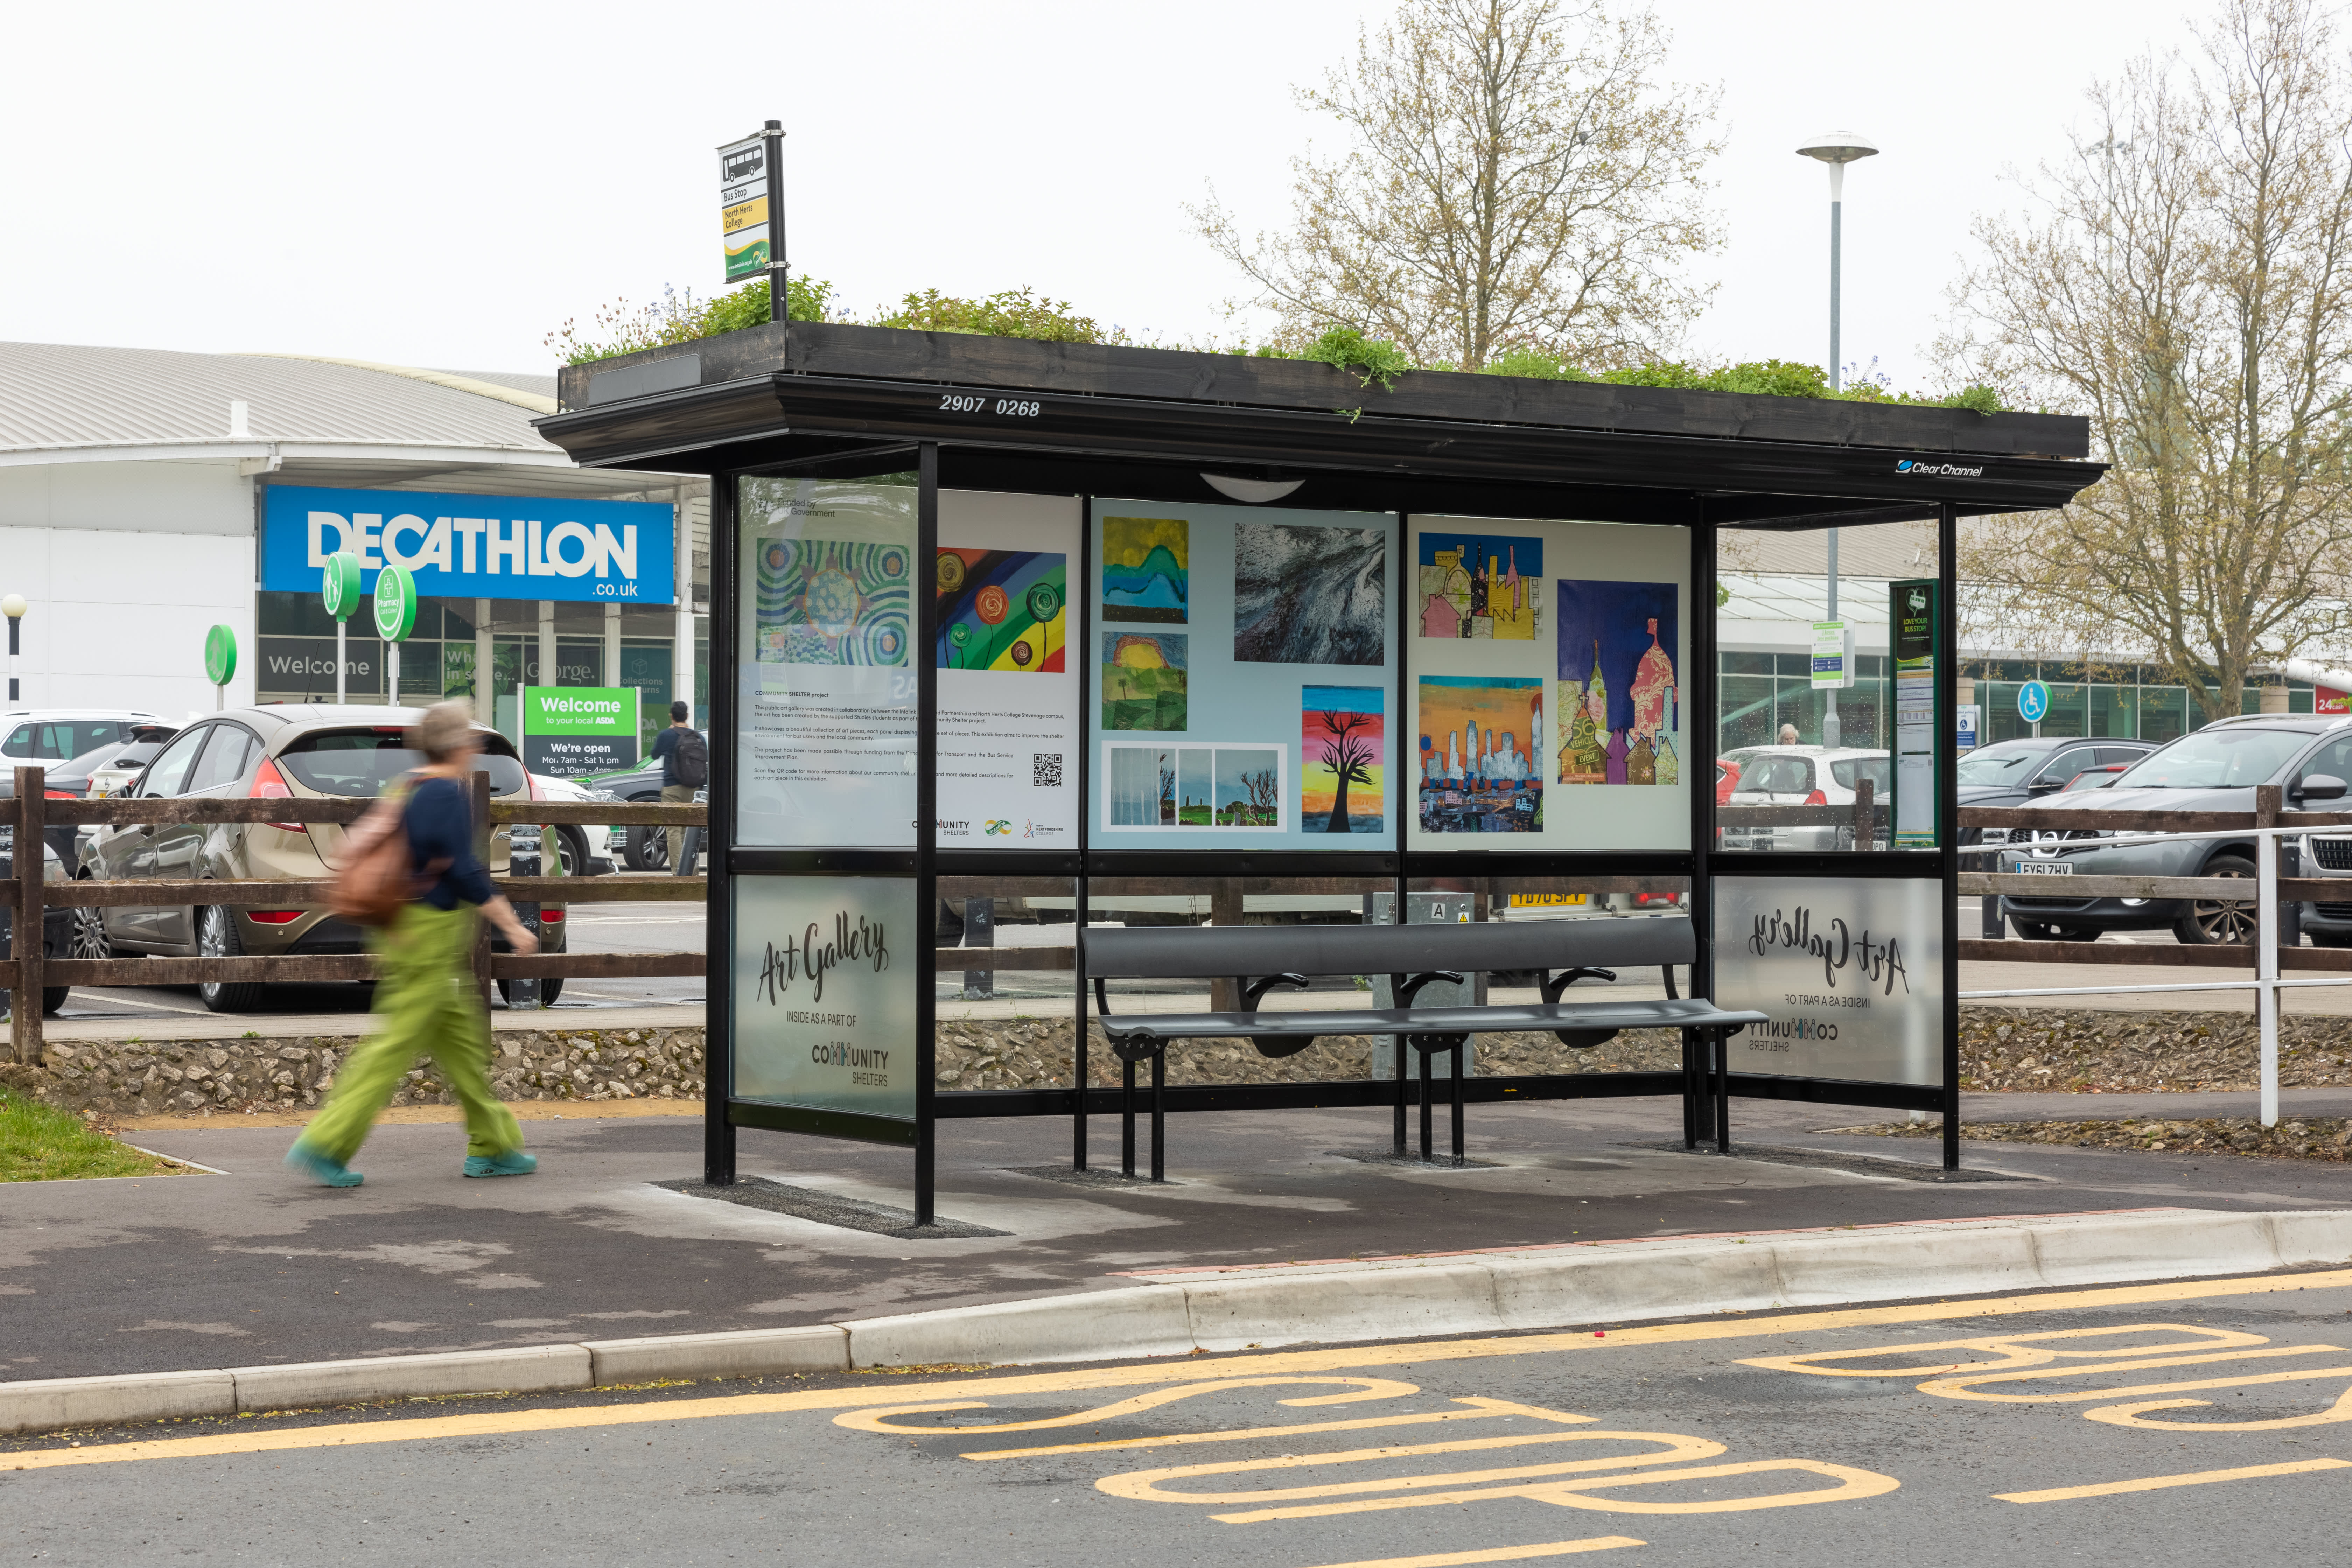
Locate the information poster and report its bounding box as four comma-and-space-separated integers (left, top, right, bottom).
1890, 579, 1939, 849
519, 685, 640, 777
1089, 500, 1398, 850
732, 875, 917, 1123
1405, 516, 1689, 852
936, 492, 1080, 848
1712, 874, 1944, 1087
736, 476, 918, 849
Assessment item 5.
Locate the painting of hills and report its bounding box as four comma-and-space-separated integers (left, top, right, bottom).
1232, 521, 1386, 665
1101, 631, 1188, 731
1101, 516, 1188, 624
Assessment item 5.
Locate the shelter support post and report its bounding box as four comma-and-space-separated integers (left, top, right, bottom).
913, 443, 940, 1226
1940, 500, 1963, 1172
704, 474, 739, 1186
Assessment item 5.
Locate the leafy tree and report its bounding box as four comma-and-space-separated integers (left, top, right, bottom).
1191, 0, 1722, 371
1949, 0, 2352, 722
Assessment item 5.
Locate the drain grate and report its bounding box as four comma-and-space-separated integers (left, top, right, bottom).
653, 1176, 1007, 1238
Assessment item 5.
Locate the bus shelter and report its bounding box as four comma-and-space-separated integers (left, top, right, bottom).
540, 323, 2101, 1223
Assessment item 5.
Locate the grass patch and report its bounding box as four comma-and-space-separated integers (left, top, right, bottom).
0, 1089, 178, 1181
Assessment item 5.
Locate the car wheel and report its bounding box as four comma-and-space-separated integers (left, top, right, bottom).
197, 905, 268, 1012
497, 978, 564, 1007
68, 884, 110, 963
2174, 853, 2259, 944
622, 816, 668, 872
556, 826, 589, 878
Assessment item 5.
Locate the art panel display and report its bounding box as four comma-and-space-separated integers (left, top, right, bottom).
756, 538, 911, 666
1087, 500, 1397, 851
935, 549, 1065, 672
1416, 676, 1543, 833
1555, 578, 1680, 787
1101, 515, 1188, 623
1301, 685, 1385, 834
1418, 532, 1541, 640
1405, 515, 1689, 852
1233, 521, 1386, 665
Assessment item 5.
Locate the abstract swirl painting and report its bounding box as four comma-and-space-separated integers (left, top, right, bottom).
755, 536, 911, 666
1232, 521, 1386, 665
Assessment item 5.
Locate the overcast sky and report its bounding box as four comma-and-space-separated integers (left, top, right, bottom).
0, 0, 2205, 386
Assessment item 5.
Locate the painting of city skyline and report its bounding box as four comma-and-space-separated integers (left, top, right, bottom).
1417, 676, 1542, 833
1418, 533, 1542, 641
1556, 578, 1680, 787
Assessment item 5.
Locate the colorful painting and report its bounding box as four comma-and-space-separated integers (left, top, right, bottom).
936, 549, 1066, 672
1233, 522, 1386, 665
755, 536, 911, 666
1417, 676, 1543, 833
1101, 515, 1188, 623
1100, 631, 1188, 731
1418, 533, 1541, 641
1556, 579, 1680, 787
1301, 685, 1386, 833
1104, 743, 1282, 829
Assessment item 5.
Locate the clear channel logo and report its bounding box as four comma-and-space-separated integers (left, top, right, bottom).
1896, 458, 1986, 478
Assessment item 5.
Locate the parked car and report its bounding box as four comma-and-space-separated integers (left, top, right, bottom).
516, 771, 617, 879
1720, 746, 1891, 850
1, 710, 164, 764
76, 705, 566, 1010
24, 725, 179, 867
1715, 756, 1742, 804
1958, 736, 2157, 852
1998, 715, 2352, 944
0, 771, 73, 1016
2057, 762, 2130, 793
77, 726, 182, 800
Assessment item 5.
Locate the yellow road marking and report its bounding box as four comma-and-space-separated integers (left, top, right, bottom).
1303, 1538, 1644, 1567
1742, 1323, 2269, 1379
1994, 1457, 2352, 1503
834, 1376, 1421, 1435
965, 1396, 1591, 1460
1917, 1345, 2349, 1403
1098, 1428, 1726, 1506
1214, 1458, 1899, 1522
7, 1267, 2350, 1472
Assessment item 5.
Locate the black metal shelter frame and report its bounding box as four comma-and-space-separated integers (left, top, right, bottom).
540, 323, 2103, 1223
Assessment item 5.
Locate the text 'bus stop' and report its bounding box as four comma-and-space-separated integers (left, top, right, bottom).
538, 322, 2101, 1224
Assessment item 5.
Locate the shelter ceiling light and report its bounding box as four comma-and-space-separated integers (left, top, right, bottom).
1201, 472, 1304, 504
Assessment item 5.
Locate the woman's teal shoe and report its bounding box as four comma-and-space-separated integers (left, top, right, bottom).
463, 1150, 538, 1178
284, 1143, 363, 1188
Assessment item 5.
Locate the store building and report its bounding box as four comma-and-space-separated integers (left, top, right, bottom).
0, 342, 708, 735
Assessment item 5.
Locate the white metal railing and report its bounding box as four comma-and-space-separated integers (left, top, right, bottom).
1956, 821, 2352, 1127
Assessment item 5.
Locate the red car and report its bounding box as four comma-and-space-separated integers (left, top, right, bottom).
1716, 757, 1741, 803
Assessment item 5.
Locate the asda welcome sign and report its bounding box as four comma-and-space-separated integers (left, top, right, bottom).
261, 485, 674, 604
521, 685, 641, 776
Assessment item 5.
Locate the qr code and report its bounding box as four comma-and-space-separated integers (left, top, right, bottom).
1033, 752, 1064, 788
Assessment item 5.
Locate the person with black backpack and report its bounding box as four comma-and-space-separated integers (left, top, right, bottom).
649, 700, 707, 870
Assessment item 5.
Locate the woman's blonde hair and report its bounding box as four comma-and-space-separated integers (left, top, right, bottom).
409, 700, 478, 763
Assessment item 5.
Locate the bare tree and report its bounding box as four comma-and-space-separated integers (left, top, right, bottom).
1242, 768, 1281, 825
1950, 0, 2352, 721
1191, 0, 1720, 370
1314, 709, 1380, 831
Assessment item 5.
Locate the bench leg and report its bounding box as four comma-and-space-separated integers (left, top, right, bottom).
1681, 1028, 1700, 1151
1392, 1037, 1408, 1158
1122, 1056, 1136, 1180
1449, 1039, 1464, 1168
1419, 1046, 1434, 1164
1713, 1029, 1731, 1153
1150, 1049, 1166, 1184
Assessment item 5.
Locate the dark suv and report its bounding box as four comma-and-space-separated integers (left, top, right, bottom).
1959, 736, 2157, 855
1996, 715, 2351, 943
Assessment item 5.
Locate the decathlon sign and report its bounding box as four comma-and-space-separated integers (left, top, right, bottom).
260, 485, 675, 604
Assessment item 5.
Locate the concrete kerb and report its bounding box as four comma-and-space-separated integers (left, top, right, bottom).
6, 1209, 2351, 1438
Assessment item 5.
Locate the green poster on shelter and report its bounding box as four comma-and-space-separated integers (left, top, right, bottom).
521, 685, 641, 778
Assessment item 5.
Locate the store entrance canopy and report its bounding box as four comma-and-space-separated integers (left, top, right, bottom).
538, 322, 2104, 1223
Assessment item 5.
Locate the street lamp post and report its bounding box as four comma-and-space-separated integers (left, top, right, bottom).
1, 595, 23, 704
1798, 132, 1878, 750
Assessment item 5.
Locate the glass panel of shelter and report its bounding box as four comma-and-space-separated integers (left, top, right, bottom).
1715, 517, 1936, 853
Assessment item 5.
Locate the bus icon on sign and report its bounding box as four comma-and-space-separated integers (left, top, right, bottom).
724, 146, 764, 182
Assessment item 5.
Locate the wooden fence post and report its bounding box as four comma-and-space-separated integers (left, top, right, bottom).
1209, 879, 1245, 1010
1852, 776, 1876, 852
13, 766, 44, 1065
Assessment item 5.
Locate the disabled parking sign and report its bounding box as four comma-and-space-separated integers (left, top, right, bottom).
2018, 679, 2050, 724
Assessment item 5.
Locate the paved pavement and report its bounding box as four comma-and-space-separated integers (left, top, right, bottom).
7, 1089, 2352, 1385
7, 1266, 2350, 1565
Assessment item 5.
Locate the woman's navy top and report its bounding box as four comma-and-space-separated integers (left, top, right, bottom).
402, 776, 495, 911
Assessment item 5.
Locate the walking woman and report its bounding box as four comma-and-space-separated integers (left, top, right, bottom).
286, 701, 541, 1188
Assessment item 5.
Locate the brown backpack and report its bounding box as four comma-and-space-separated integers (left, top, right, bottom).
331, 780, 448, 927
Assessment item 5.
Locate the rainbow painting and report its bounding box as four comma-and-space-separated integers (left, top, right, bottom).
935, 549, 1066, 672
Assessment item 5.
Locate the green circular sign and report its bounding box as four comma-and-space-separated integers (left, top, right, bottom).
203, 624, 237, 687
321, 552, 362, 621
372, 565, 418, 642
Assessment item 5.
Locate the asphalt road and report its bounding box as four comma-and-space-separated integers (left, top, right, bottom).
7, 1267, 2351, 1565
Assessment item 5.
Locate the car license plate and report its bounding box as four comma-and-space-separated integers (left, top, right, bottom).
2008, 860, 2074, 875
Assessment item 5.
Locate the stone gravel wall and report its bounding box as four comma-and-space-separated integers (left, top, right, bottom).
9, 1002, 2352, 1121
